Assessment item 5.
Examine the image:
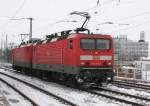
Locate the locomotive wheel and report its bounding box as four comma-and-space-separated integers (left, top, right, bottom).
29, 69, 33, 76
64, 76, 83, 88
65, 77, 76, 87
47, 71, 52, 81
34, 70, 41, 78
50, 72, 60, 82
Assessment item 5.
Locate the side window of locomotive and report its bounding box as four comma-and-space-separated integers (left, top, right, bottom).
69, 39, 73, 49
80, 39, 95, 49
96, 39, 110, 50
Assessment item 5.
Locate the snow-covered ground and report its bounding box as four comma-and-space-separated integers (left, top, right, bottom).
94, 87, 150, 105
0, 62, 12, 67
0, 81, 32, 106
0, 68, 121, 106
1, 62, 150, 106
0, 73, 66, 106
107, 84, 150, 100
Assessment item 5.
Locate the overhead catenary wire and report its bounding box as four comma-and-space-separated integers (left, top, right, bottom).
114, 11, 150, 23
90, 20, 150, 35
3, 0, 142, 36
88, 9, 150, 30
84, 0, 116, 12
87, 0, 150, 29
97, 0, 100, 6
106, 20, 150, 34
36, 0, 147, 29
33, 0, 117, 33
34, 0, 118, 33
1, 0, 27, 30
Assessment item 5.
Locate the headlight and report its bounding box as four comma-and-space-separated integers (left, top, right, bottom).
108, 62, 112, 65
107, 77, 111, 80
80, 62, 85, 65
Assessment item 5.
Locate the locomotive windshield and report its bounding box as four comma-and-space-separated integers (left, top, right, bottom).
80, 39, 95, 49
97, 39, 110, 50
80, 39, 110, 50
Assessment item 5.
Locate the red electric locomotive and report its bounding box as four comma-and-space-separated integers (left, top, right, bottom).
12, 43, 32, 70
12, 28, 114, 86
12, 39, 40, 72
12, 12, 114, 86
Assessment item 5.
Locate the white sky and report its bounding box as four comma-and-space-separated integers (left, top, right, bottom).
0, 0, 150, 48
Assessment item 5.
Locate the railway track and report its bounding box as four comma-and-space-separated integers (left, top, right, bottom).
0, 78, 38, 106
113, 80, 150, 91
93, 87, 150, 105
80, 88, 147, 106
1, 66, 150, 106
0, 71, 78, 106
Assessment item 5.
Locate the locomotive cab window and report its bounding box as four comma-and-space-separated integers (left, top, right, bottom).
80, 38, 110, 50
80, 39, 95, 49
69, 39, 73, 49
97, 39, 110, 50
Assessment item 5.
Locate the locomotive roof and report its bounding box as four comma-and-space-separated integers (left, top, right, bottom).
16, 28, 112, 48
67, 33, 112, 39
45, 28, 112, 40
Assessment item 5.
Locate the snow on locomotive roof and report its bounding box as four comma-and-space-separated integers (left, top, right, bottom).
67, 34, 74, 39
51, 38, 58, 42
122, 66, 137, 70
19, 38, 41, 47
18, 28, 112, 47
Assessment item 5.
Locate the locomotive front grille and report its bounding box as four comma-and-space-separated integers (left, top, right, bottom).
81, 67, 112, 70
81, 69, 113, 75
79, 67, 114, 78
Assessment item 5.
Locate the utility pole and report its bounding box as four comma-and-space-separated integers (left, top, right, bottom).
10, 17, 34, 41
0, 39, 3, 60
5, 34, 8, 62
1, 39, 3, 50
28, 18, 33, 41
6, 34, 7, 50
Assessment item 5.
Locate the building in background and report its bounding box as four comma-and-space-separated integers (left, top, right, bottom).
114, 31, 149, 66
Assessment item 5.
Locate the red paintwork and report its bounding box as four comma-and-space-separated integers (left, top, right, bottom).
32, 34, 114, 68
12, 33, 114, 70
12, 45, 33, 66
32, 41, 64, 65
75, 34, 114, 67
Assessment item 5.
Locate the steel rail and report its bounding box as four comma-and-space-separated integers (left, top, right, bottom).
81, 88, 145, 106
0, 66, 147, 106
0, 71, 78, 106
96, 87, 150, 102
115, 80, 150, 88
114, 80, 150, 91
0, 78, 39, 106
